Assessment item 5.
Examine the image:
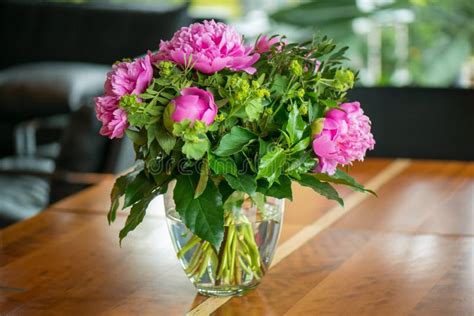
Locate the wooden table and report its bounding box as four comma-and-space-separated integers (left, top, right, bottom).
1, 159, 473, 315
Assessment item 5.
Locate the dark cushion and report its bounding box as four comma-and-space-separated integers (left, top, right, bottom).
0, 62, 109, 157
0, 175, 50, 226
0, 156, 55, 172
0, 157, 54, 226
54, 103, 107, 173
0, 62, 109, 116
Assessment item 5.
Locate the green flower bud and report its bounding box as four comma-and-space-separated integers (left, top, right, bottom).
240, 80, 250, 93
235, 91, 246, 101
256, 88, 270, 98
299, 104, 308, 116
216, 113, 225, 122
159, 61, 174, 76
251, 80, 260, 89
119, 94, 140, 110
228, 76, 239, 87
194, 120, 206, 132
160, 61, 173, 68
334, 69, 355, 91
297, 88, 305, 98
289, 60, 303, 77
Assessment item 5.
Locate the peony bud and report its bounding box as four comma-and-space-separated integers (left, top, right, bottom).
164, 87, 218, 132
255, 35, 280, 54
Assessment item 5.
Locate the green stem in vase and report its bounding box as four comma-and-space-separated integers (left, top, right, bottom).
227, 221, 236, 283
197, 246, 212, 279
184, 241, 205, 275
177, 211, 264, 286
177, 234, 200, 258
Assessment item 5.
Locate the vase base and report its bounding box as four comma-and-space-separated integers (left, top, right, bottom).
196, 283, 259, 297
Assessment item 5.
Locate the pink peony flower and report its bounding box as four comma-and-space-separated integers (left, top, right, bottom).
155, 20, 260, 74
165, 87, 217, 129
95, 96, 128, 139
105, 55, 153, 97
312, 102, 375, 175
255, 35, 280, 54
95, 55, 153, 139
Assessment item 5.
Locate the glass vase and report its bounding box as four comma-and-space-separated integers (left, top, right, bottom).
164, 184, 284, 297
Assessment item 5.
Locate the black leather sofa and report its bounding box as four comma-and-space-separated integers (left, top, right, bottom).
0, 0, 190, 156
0, 0, 191, 227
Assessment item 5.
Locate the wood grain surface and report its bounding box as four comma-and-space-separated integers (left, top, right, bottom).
1, 159, 472, 315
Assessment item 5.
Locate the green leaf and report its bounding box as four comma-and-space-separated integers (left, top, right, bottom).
296, 174, 343, 206
127, 111, 149, 128
209, 156, 238, 176
138, 93, 155, 100
160, 91, 175, 100
271, 74, 288, 96
285, 106, 306, 145
182, 141, 208, 160
218, 180, 234, 205
194, 158, 209, 199
147, 125, 157, 147
182, 135, 210, 160
119, 196, 152, 244
257, 147, 286, 185
154, 78, 170, 86
172, 119, 191, 136
174, 174, 224, 249
148, 141, 160, 160
156, 96, 169, 105
123, 171, 156, 208
290, 137, 310, 153
223, 174, 257, 195
215, 99, 229, 107
145, 88, 157, 95
155, 124, 176, 155
214, 126, 257, 157
125, 129, 146, 146
245, 98, 264, 121
311, 170, 376, 195
287, 152, 316, 174
223, 116, 238, 129
258, 138, 269, 157
144, 103, 164, 116
263, 175, 293, 200
107, 169, 140, 224
321, 99, 339, 109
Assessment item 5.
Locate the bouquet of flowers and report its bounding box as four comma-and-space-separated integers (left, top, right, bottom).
96, 20, 375, 295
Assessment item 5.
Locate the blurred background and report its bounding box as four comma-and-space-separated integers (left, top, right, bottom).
0, 0, 473, 227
